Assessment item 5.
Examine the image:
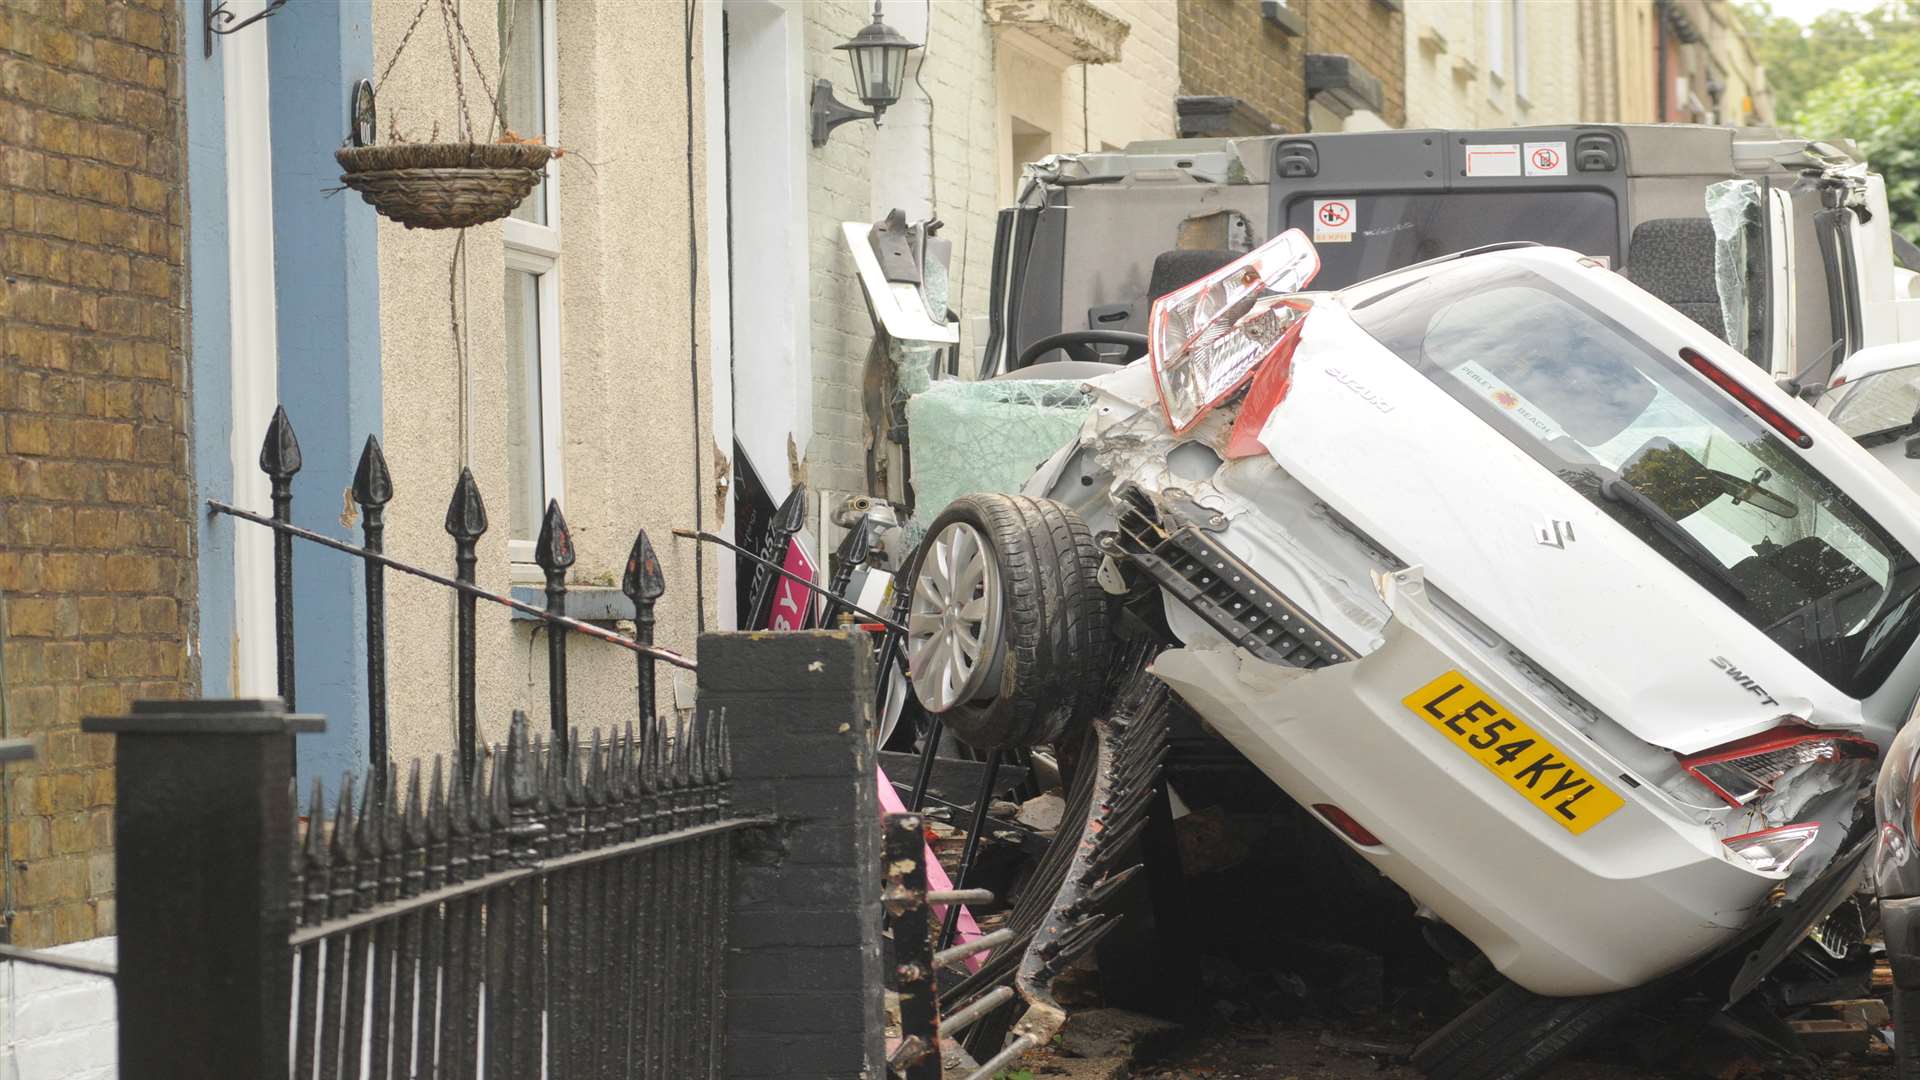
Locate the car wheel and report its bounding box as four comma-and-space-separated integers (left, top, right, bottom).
905, 494, 1110, 748
1411, 978, 1649, 1080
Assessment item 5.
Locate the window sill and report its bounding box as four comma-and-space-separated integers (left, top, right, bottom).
508, 585, 635, 627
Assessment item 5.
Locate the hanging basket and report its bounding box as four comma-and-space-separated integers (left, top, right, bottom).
336, 142, 552, 230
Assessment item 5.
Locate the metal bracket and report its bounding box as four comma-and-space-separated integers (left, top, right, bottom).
810, 78, 874, 147
205, 0, 290, 59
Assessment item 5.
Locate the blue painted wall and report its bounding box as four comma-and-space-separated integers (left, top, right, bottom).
185, 4, 234, 701
186, 0, 383, 795
268, 2, 382, 791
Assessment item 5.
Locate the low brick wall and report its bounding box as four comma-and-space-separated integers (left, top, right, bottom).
0, 935, 117, 1080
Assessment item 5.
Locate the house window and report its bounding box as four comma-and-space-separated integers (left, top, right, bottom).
1511, 0, 1529, 105
1484, 0, 1507, 85
500, 0, 562, 562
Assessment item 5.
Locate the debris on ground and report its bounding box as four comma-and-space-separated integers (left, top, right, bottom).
1055, 1008, 1185, 1061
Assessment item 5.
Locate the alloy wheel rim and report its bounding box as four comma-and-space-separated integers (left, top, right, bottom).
906, 522, 1002, 712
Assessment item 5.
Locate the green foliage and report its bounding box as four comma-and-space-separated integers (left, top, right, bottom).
1739, 0, 1920, 118
1794, 36, 1920, 241
1741, 1, 1920, 240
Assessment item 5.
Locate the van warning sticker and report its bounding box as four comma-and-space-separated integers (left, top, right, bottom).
1524, 141, 1568, 176
1312, 199, 1355, 243
1463, 144, 1521, 178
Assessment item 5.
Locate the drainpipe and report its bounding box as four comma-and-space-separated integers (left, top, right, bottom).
1656, 19, 1668, 122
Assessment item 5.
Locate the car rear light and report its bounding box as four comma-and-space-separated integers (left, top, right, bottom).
1313, 803, 1382, 848
1724, 823, 1820, 873
1679, 727, 1877, 808
1150, 229, 1319, 434
1224, 306, 1310, 459
1680, 348, 1814, 449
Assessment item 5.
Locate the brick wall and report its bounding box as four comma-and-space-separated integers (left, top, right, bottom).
1179, 0, 1407, 133
0, 0, 191, 948
1178, 0, 1309, 131
0, 936, 117, 1079
1303, 0, 1405, 127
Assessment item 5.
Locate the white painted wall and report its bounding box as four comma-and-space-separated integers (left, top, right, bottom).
0, 938, 118, 1080
793, 0, 1178, 505
371, 0, 716, 764
1403, 0, 1581, 129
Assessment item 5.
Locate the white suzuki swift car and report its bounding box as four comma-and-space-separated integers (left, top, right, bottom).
903, 231, 1920, 1078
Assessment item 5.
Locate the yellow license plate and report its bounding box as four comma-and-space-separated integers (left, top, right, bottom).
1402, 671, 1625, 835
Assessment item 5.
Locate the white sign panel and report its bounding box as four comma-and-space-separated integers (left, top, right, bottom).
1463, 144, 1521, 178
1524, 141, 1568, 176
1312, 198, 1355, 243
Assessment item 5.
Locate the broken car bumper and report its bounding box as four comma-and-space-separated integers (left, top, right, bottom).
1150, 569, 1779, 997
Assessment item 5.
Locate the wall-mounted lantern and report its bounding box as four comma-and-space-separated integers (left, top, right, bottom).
811, 3, 921, 147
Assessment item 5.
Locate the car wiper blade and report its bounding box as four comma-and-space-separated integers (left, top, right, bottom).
1598, 476, 1749, 602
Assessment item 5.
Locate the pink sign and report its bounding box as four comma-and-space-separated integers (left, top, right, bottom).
767, 539, 818, 631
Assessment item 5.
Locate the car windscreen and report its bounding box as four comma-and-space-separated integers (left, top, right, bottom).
1348, 260, 1920, 699
1283, 191, 1621, 290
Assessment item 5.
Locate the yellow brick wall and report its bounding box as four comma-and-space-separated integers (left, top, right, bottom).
0, 0, 190, 947
1303, 0, 1405, 128
1179, 0, 1309, 132
1178, 0, 1407, 132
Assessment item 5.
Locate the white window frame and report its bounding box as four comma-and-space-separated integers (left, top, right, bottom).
502, 0, 563, 568
1484, 0, 1507, 87
1511, 0, 1529, 107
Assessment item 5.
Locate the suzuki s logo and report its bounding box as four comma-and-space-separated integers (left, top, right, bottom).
1711, 656, 1780, 708
1534, 519, 1575, 548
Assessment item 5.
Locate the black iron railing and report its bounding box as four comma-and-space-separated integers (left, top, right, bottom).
283, 708, 740, 1079
213, 407, 692, 775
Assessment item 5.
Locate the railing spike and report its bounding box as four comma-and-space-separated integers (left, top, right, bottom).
586, 729, 607, 805
443, 466, 489, 540
427, 756, 449, 843
351, 434, 394, 508
774, 484, 807, 534
383, 763, 404, 851
717, 710, 732, 782
568, 732, 588, 808
259, 403, 303, 478
358, 768, 383, 860
622, 529, 666, 602
489, 744, 511, 831
674, 714, 694, 789
304, 778, 329, 868
332, 774, 356, 864
534, 500, 576, 572
621, 721, 640, 798
403, 759, 426, 847
640, 716, 662, 794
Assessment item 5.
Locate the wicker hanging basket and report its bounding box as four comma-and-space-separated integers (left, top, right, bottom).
336, 142, 552, 230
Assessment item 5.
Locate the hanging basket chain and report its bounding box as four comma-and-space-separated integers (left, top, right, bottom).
339, 0, 545, 229
446, 0, 506, 140
435, 0, 471, 143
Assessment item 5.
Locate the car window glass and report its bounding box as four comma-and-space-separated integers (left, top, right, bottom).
1826, 367, 1920, 440
1350, 259, 1920, 698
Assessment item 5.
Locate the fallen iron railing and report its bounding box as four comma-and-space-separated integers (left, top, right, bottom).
212, 406, 691, 776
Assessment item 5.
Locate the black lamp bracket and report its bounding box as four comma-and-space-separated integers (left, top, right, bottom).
205, 0, 291, 59
811, 79, 875, 148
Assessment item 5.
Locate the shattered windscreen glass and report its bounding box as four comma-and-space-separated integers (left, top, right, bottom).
1350, 260, 1920, 698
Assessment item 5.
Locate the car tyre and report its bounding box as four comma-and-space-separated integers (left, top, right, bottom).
1411, 978, 1649, 1080
906, 494, 1110, 748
